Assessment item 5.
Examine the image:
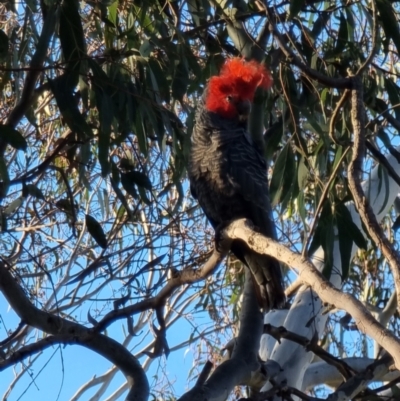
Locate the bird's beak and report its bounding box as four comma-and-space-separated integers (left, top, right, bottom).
236, 99, 251, 121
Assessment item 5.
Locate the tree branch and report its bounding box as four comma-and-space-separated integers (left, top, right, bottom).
0, 262, 149, 401
178, 269, 264, 401
96, 244, 229, 332
263, 324, 356, 380
261, 4, 351, 89
303, 357, 400, 390
221, 218, 400, 370
325, 353, 393, 401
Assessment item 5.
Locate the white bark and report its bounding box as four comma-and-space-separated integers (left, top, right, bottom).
303, 357, 400, 389
260, 147, 400, 397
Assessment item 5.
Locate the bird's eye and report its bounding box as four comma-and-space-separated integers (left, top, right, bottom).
226, 95, 233, 102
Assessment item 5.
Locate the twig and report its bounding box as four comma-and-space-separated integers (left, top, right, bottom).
95, 243, 229, 332
329, 90, 350, 146
356, 0, 378, 76
178, 269, 263, 401
262, 5, 351, 89
0, 262, 149, 401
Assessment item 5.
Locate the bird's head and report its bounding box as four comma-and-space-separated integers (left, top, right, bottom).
204, 58, 272, 121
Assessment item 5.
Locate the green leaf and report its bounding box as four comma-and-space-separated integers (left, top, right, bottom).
49, 76, 92, 139
336, 203, 367, 278
136, 104, 148, 156
376, 164, 390, 215
108, 1, 118, 26
4, 197, 23, 216
129, 170, 152, 190
308, 201, 331, 257
111, 161, 120, 185
297, 191, 307, 233
0, 29, 9, 60
97, 92, 113, 177
264, 119, 284, 162
110, 177, 135, 221
59, 0, 86, 86
0, 156, 9, 198
23, 184, 44, 200
270, 143, 296, 207
312, 9, 332, 38
85, 214, 107, 249
187, 0, 209, 27
336, 207, 354, 280
0, 210, 7, 232
308, 202, 335, 278
297, 156, 308, 190
289, 0, 306, 18
321, 218, 334, 280
377, 0, 400, 55
138, 186, 151, 205
0, 124, 27, 150
172, 60, 189, 101
282, 67, 300, 131
334, 12, 348, 55
385, 78, 400, 120
344, 7, 355, 43
121, 172, 138, 198
90, 62, 114, 177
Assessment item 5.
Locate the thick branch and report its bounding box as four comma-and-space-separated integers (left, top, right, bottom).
178, 269, 263, 401
303, 357, 400, 390
222, 219, 400, 370
325, 353, 393, 401
263, 324, 355, 380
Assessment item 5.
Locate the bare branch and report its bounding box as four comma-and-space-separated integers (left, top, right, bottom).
95, 245, 228, 332
0, 262, 149, 401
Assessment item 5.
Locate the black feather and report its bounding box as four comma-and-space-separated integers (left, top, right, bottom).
188, 96, 285, 311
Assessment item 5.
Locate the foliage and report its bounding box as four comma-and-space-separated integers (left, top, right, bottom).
0, 0, 400, 400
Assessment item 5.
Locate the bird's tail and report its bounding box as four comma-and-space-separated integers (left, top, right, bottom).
242, 252, 285, 311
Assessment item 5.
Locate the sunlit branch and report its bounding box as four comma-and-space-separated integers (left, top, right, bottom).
221, 218, 400, 370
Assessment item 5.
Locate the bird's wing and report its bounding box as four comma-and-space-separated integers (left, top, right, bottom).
217, 128, 275, 237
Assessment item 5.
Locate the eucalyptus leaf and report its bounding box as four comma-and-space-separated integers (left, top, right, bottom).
85, 214, 107, 249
